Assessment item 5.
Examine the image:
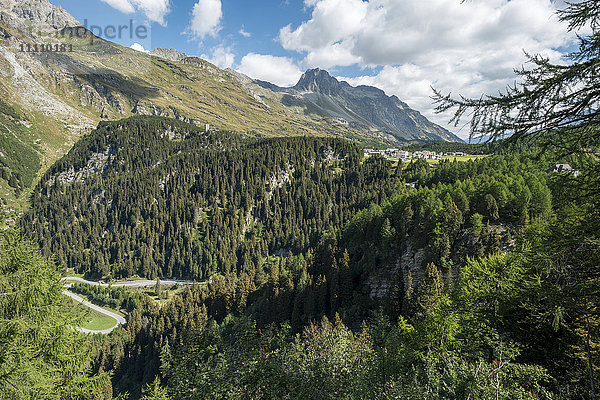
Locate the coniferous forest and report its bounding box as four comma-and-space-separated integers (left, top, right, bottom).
22, 116, 400, 280
13, 112, 598, 399
1, 1, 600, 399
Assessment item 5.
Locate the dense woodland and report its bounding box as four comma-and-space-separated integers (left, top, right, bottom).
79, 143, 586, 399
1, 1, 599, 399
12, 114, 599, 399
22, 117, 399, 280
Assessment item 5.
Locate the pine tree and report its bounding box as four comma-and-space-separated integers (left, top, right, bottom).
159, 339, 172, 380
481, 194, 499, 222
140, 377, 170, 400
413, 263, 444, 319
155, 277, 162, 297
329, 258, 340, 316
338, 249, 353, 306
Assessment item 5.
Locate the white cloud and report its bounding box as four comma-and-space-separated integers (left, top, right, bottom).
187, 0, 223, 40
130, 42, 150, 53
280, 0, 367, 52
99, 0, 135, 14
237, 54, 302, 87
203, 46, 235, 69
304, 42, 360, 69
279, 0, 577, 138
99, 0, 170, 25
131, 0, 170, 25
239, 26, 251, 38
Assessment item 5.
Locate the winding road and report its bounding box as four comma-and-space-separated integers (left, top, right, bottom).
63, 290, 127, 334
62, 277, 199, 334
61, 276, 197, 288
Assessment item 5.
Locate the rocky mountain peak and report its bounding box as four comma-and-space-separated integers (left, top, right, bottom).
268, 66, 463, 142
0, 0, 79, 32
294, 68, 342, 94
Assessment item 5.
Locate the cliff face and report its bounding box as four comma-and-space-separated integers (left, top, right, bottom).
364, 224, 515, 301
150, 48, 187, 62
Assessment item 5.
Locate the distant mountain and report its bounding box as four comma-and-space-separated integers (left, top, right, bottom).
0, 0, 461, 211
255, 68, 462, 143
0, 0, 359, 209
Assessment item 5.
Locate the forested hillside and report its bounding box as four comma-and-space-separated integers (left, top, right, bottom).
2, 0, 599, 399
0, 226, 111, 398
21, 116, 402, 280
18, 114, 571, 397
77, 141, 599, 399
16, 112, 600, 399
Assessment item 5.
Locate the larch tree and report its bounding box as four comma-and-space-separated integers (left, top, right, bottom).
433, 1, 600, 397
0, 227, 110, 399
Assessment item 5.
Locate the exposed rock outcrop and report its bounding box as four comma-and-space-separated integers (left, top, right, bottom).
0, 0, 79, 32
150, 48, 187, 62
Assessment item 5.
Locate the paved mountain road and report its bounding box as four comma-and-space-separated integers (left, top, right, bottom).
63, 290, 126, 334
62, 277, 200, 334
61, 276, 198, 288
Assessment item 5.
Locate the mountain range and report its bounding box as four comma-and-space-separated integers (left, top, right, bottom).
0, 0, 460, 212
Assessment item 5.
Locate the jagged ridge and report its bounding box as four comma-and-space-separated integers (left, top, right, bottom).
259, 68, 462, 143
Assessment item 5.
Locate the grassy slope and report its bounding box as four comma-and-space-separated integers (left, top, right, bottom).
80, 308, 117, 331
68, 297, 120, 331
424, 155, 488, 165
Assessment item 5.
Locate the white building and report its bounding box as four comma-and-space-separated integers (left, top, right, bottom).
413, 151, 441, 160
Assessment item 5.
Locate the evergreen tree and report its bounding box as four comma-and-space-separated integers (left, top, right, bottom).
413, 262, 444, 319
0, 228, 110, 399
140, 377, 170, 400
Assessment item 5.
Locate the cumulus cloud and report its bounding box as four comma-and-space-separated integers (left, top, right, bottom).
99, 0, 170, 25
280, 0, 367, 56
203, 46, 235, 69
187, 0, 223, 40
280, 0, 577, 137
237, 54, 303, 87
130, 42, 150, 53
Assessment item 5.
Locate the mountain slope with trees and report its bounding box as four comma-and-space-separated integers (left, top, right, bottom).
21, 116, 403, 280
4, 0, 600, 399
84, 1, 600, 398
23, 116, 569, 397
0, 226, 111, 399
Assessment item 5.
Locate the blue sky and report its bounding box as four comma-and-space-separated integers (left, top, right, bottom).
51, 0, 579, 137
52, 1, 305, 60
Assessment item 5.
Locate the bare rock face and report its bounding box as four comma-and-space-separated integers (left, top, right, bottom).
132, 101, 202, 126
0, 0, 80, 32
366, 242, 426, 300
150, 48, 187, 62
295, 68, 345, 96
182, 57, 228, 78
